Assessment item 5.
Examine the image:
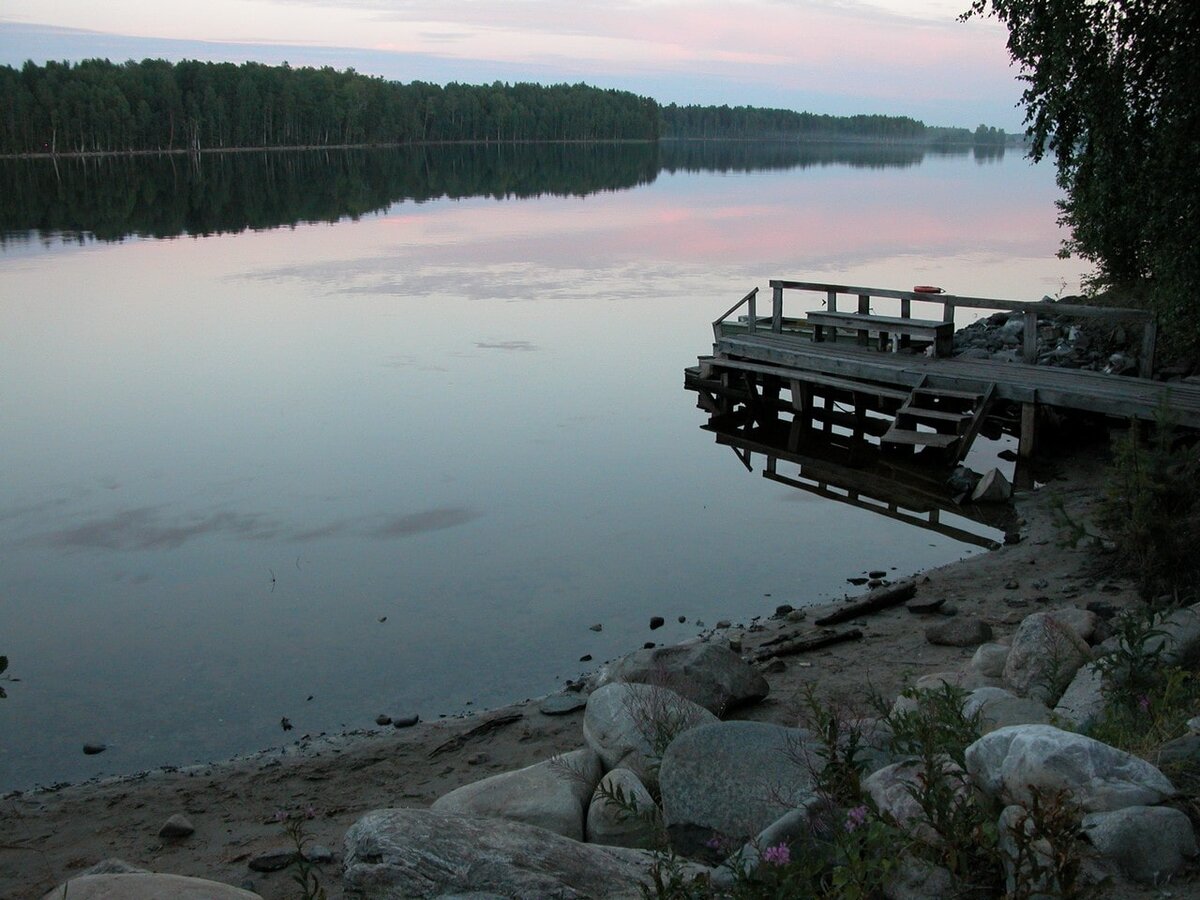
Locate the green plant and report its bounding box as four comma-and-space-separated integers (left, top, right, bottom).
1003, 787, 1086, 900
1096, 414, 1200, 601
794, 685, 870, 808
275, 808, 327, 900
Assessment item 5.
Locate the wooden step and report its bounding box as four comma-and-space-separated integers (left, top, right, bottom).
881, 426, 961, 449
897, 405, 974, 424
911, 387, 985, 401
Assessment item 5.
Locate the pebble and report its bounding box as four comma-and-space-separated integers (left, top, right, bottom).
867, 579, 884, 588
304, 844, 334, 864
158, 813, 195, 839
716, 620, 732, 629
786, 609, 807, 622
1004, 598, 1030, 608
649, 616, 665, 630
467, 752, 489, 766
764, 659, 787, 674
905, 596, 945, 614
579, 654, 592, 662
847, 577, 869, 586
248, 848, 296, 872
82, 743, 106, 756
728, 637, 743, 652
539, 693, 588, 716
642, 641, 656, 649
868, 570, 887, 579
1004, 580, 1019, 590
375, 714, 392, 727
677, 615, 687, 623
392, 714, 420, 728
773, 604, 794, 617
589, 623, 603, 632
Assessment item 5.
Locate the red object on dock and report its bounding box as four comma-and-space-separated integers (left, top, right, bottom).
913, 285, 943, 294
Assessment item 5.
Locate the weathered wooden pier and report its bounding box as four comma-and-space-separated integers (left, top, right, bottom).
686, 279, 1200, 465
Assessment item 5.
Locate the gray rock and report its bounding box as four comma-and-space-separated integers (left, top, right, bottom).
971, 468, 1012, 503
1052, 662, 1107, 731
341, 807, 706, 899
971, 643, 1010, 678
882, 855, 956, 900
42, 873, 262, 899
1003, 612, 1091, 704
248, 847, 296, 872
975, 694, 1054, 733
864, 756, 966, 840
1082, 805, 1198, 885
905, 596, 945, 614
539, 693, 588, 716
1146, 603, 1200, 666
585, 768, 659, 849
595, 641, 768, 715
925, 617, 993, 647
582, 683, 716, 792
392, 715, 419, 728
965, 724, 1176, 812
659, 721, 815, 855
79, 860, 149, 876
431, 748, 601, 841
1157, 733, 1200, 769
1047, 607, 1100, 644
158, 813, 195, 839
304, 844, 335, 864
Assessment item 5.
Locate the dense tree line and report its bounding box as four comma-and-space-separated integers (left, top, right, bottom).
0, 59, 662, 154
660, 104, 929, 141
0, 59, 1011, 157
966, 0, 1200, 356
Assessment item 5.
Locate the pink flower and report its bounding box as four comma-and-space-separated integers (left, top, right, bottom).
845, 805, 869, 832
1137, 694, 1151, 713
704, 835, 724, 851
762, 843, 791, 866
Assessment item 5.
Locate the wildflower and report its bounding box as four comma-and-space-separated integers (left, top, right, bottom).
762, 843, 791, 866
845, 805, 869, 832
1137, 694, 1151, 713
273, 809, 288, 823
704, 835, 724, 851
305, 805, 317, 820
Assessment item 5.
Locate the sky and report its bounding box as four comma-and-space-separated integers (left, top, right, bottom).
0, 0, 1027, 131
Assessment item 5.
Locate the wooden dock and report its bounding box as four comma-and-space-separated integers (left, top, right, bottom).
686, 280, 1200, 464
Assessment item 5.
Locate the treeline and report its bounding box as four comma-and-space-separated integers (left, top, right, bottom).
660, 104, 927, 141
0, 59, 662, 154
0, 58, 1010, 157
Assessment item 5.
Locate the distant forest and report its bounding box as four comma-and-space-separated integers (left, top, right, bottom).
0, 59, 1006, 156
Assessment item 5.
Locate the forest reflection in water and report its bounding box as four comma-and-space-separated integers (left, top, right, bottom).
0, 140, 1006, 244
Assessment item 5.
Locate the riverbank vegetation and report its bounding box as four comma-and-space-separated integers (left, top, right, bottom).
0, 58, 1008, 157
966, 0, 1200, 358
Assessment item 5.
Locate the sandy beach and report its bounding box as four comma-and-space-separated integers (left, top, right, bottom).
0, 437, 1174, 899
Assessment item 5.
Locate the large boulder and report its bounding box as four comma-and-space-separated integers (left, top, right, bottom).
925, 617, 993, 648
1081, 805, 1198, 885
970, 643, 1010, 679
965, 725, 1176, 812
431, 748, 601, 841
1002, 612, 1091, 704
41, 874, 260, 899
585, 768, 659, 849
659, 721, 816, 855
962, 687, 1053, 733
582, 683, 716, 792
595, 641, 768, 715
1052, 662, 1108, 732
342, 808, 706, 899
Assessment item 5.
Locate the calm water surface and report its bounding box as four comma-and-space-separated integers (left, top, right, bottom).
0, 144, 1086, 790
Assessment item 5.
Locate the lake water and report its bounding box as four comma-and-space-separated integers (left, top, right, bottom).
0, 143, 1085, 791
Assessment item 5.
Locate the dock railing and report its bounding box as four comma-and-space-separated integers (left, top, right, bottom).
713, 279, 1158, 379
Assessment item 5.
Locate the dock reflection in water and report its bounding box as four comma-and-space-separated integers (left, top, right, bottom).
693, 404, 1019, 551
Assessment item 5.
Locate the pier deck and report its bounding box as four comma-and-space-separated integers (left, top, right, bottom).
687, 280, 1200, 464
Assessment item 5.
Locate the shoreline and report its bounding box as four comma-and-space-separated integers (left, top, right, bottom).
0, 438, 1141, 898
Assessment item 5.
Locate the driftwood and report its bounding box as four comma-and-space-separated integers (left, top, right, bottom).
429, 711, 522, 757
813, 581, 917, 627
753, 628, 862, 661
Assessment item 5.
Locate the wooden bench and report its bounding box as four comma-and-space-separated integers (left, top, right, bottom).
806, 310, 954, 357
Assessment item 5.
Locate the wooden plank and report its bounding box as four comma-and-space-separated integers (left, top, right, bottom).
752, 628, 862, 661
1023, 310, 1038, 364
814, 581, 917, 626
772, 283, 784, 334
1140, 318, 1158, 379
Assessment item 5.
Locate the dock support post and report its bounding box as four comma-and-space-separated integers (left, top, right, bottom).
1140, 318, 1158, 378
772, 284, 784, 334
1019, 401, 1037, 459
1023, 310, 1038, 364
